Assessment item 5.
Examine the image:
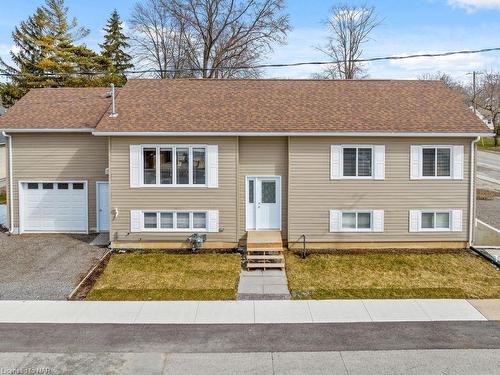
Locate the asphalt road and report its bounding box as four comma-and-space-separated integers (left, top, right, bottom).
478, 150, 500, 183
1, 322, 499, 353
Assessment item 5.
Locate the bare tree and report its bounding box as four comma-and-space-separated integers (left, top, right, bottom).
129, 0, 290, 78
130, 0, 193, 78
475, 71, 500, 145
316, 3, 380, 79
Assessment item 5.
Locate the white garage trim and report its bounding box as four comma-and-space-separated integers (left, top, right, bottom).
18, 180, 89, 234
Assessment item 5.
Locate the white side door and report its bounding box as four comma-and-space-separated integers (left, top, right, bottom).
255, 177, 281, 231
97, 182, 109, 232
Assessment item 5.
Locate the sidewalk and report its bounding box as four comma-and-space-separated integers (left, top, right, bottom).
0, 299, 492, 324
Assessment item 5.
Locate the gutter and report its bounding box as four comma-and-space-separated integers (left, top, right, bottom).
1, 131, 13, 233
91, 131, 496, 137
469, 136, 480, 247
0, 128, 94, 133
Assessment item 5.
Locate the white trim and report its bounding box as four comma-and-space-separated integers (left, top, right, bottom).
92, 131, 495, 137
330, 209, 383, 233
469, 137, 480, 246
2, 128, 94, 133
245, 175, 282, 231
96, 181, 109, 233
419, 145, 453, 179
2, 132, 13, 233
416, 210, 457, 232
338, 145, 375, 179
18, 180, 89, 234
139, 210, 210, 232
139, 144, 210, 188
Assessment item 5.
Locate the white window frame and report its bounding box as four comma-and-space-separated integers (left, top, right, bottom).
141, 210, 209, 232
419, 210, 452, 232
340, 145, 374, 179
420, 145, 453, 180
141, 144, 208, 187
339, 210, 373, 232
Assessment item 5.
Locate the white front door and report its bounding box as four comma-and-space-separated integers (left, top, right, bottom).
246, 176, 281, 231
97, 182, 109, 232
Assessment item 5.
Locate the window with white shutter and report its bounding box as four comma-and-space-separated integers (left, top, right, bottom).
331, 145, 385, 180
410, 145, 463, 180
131, 144, 219, 187
132, 209, 219, 232
409, 209, 463, 232
330, 209, 384, 232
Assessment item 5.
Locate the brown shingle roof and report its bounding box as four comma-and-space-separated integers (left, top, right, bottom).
0, 87, 112, 129
95, 79, 490, 134
0, 80, 491, 134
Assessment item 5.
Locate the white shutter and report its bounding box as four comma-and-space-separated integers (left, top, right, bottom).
331, 145, 342, 179
374, 145, 385, 180
207, 145, 219, 188
130, 210, 142, 232
372, 210, 384, 232
130, 145, 142, 188
409, 210, 420, 232
329, 210, 341, 232
451, 209, 463, 232
410, 146, 421, 180
452, 145, 464, 180
208, 210, 219, 232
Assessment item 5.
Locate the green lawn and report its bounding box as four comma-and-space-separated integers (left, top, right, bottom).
0, 192, 5, 204
87, 252, 241, 300
286, 252, 500, 299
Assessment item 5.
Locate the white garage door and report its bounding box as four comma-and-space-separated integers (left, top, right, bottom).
20, 182, 88, 233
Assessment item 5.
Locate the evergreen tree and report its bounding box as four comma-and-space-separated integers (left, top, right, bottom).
100, 10, 133, 85
0, 0, 109, 105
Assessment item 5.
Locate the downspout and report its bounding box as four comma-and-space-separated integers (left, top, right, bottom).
2, 131, 13, 233
469, 136, 480, 247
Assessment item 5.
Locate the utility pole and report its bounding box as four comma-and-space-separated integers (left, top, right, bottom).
467, 71, 483, 112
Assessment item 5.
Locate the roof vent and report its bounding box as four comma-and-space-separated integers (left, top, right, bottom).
109, 84, 118, 118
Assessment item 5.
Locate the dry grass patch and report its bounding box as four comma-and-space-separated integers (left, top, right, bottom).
286, 251, 500, 299
477, 189, 500, 201
87, 252, 241, 300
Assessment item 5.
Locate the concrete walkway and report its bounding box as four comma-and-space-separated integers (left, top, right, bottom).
2, 350, 500, 375
237, 270, 291, 300
0, 299, 490, 324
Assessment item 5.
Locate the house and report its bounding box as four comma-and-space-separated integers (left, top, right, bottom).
0, 79, 492, 255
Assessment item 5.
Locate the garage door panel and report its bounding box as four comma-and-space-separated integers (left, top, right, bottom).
21, 182, 88, 233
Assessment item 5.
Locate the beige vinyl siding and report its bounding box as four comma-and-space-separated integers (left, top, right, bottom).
109, 137, 238, 243
10, 133, 108, 232
238, 137, 288, 239
288, 137, 472, 243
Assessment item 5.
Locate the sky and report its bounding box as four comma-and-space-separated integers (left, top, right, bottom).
0, 0, 499, 81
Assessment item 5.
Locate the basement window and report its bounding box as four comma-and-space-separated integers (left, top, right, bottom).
141, 211, 208, 232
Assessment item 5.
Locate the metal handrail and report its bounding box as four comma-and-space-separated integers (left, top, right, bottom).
299, 234, 307, 259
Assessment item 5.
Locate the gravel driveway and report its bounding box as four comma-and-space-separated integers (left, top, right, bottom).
0, 233, 108, 300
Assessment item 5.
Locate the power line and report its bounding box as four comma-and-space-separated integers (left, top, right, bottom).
0, 46, 499, 77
